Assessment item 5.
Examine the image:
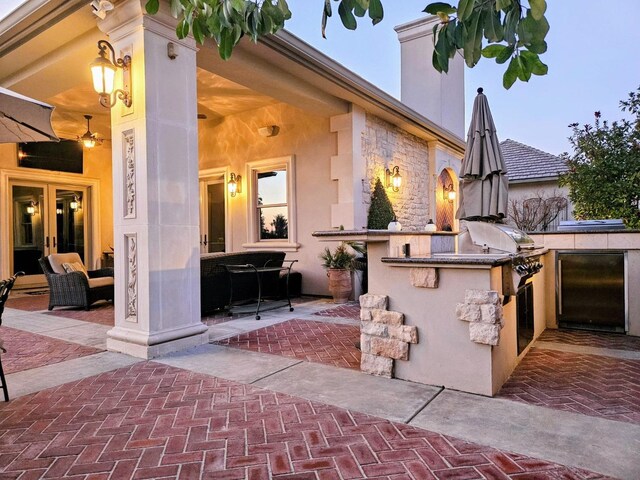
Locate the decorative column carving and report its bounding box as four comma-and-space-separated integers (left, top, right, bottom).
125, 234, 137, 321
123, 129, 136, 219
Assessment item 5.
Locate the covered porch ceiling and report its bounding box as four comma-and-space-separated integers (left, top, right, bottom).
0, 1, 464, 154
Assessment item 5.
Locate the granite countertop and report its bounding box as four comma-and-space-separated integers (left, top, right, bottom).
312, 229, 458, 237
381, 255, 512, 267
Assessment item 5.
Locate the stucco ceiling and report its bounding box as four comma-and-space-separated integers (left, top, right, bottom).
45, 68, 278, 142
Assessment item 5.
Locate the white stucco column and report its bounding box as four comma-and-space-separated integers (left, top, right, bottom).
329, 106, 367, 229
99, 0, 207, 358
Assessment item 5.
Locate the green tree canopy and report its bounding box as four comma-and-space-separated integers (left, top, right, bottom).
145, 0, 549, 89
559, 87, 640, 228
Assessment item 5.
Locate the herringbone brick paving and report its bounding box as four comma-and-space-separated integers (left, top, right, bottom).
0, 326, 102, 374
314, 303, 361, 320
0, 362, 613, 479
538, 329, 640, 352
44, 303, 115, 326
5, 294, 50, 312
498, 347, 640, 424
215, 319, 361, 370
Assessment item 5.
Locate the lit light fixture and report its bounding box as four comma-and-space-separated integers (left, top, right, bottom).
443, 184, 456, 203
228, 173, 242, 197
26, 200, 38, 216
70, 194, 81, 212
385, 166, 402, 192
78, 114, 102, 148
91, 39, 132, 109
56, 208, 63, 215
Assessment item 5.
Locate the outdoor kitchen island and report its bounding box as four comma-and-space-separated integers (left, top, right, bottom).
313, 229, 550, 397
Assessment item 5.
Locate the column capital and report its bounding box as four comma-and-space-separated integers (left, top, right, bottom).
98, 0, 196, 50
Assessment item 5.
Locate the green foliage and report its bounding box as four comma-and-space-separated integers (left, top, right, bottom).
145, 1, 550, 88
319, 242, 357, 270
367, 178, 395, 229
424, 0, 549, 88
559, 86, 640, 228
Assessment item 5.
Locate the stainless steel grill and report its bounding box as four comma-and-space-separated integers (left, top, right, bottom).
459, 221, 545, 297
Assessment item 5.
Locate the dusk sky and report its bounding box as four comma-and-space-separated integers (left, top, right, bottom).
2, 1, 638, 155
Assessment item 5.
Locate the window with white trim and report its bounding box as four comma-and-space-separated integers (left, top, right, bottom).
244, 156, 298, 250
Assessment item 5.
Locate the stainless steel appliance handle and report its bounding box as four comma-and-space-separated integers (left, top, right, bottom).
557, 259, 562, 315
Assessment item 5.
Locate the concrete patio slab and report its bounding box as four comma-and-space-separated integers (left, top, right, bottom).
1, 310, 87, 332
536, 340, 640, 360
37, 322, 111, 348
254, 361, 442, 424
5, 351, 140, 399
410, 389, 640, 479
156, 343, 302, 384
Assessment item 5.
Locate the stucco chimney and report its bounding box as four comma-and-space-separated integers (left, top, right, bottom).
395, 16, 465, 139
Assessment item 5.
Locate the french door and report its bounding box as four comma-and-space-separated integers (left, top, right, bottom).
199, 172, 228, 254
10, 182, 89, 286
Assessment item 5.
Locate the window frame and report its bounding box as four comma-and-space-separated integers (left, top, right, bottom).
243, 155, 299, 251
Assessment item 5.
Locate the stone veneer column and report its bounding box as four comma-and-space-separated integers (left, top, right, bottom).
100, 0, 208, 358
329, 106, 367, 229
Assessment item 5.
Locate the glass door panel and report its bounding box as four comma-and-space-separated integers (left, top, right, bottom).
207, 182, 225, 253
54, 189, 85, 262
11, 185, 46, 276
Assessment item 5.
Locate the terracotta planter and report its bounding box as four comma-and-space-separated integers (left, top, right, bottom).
327, 268, 352, 304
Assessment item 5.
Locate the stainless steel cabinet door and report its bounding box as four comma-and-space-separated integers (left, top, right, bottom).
557, 252, 625, 331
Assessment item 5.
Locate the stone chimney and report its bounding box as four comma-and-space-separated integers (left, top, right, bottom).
395, 16, 465, 139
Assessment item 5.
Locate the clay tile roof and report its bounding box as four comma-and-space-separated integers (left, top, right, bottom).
500, 139, 569, 182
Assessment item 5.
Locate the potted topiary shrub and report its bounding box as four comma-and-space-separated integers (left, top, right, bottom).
319, 242, 357, 303
367, 178, 396, 229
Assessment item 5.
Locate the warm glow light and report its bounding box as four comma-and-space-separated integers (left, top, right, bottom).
228, 173, 242, 197
448, 190, 456, 202
90, 40, 131, 109
26, 203, 36, 215
443, 184, 456, 203
386, 166, 402, 193
83, 137, 96, 148
70, 195, 80, 212
91, 56, 116, 95
56, 208, 63, 215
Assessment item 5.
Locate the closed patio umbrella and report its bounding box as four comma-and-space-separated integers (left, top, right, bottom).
0, 87, 59, 143
456, 88, 508, 221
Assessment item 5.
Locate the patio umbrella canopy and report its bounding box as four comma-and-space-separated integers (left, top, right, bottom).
456, 88, 509, 221
0, 87, 59, 143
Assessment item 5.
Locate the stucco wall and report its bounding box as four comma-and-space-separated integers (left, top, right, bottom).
199, 102, 336, 295
362, 115, 430, 230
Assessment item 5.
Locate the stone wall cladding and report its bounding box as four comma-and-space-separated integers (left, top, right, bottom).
362, 114, 430, 230
359, 294, 419, 378
456, 289, 504, 346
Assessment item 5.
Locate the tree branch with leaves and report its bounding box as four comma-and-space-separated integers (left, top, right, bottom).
145, 0, 549, 89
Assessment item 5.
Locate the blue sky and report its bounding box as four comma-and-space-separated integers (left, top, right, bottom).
3, 1, 638, 155
284, 0, 640, 155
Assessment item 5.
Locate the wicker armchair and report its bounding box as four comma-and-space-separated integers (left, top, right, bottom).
39, 253, 114, 311
0, 271, 24, 401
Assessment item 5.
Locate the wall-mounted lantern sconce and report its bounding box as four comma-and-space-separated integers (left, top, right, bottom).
70, 194, 81, 212
91, 39, 132, 109
385, 166, 402, 192
78, 115, 102, 148
443, 184, 456, 203
26, 200, 38, 216
228, 173, 242, 197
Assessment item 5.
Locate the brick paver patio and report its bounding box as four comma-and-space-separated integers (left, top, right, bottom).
0, 326, 102, 374
314, 303, 361, 320
538, 329, 640, 352
498, 347, 640, 424
215, 319, 361, 370
5, 294, 50, 312
0, 362, 613, 479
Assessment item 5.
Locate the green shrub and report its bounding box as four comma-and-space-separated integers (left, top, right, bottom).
367, 178, 395, 229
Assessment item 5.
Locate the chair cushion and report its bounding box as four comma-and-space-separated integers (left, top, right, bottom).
88, 277, 114, 288
48, 253, 84, 274
62, 261, 88, 278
